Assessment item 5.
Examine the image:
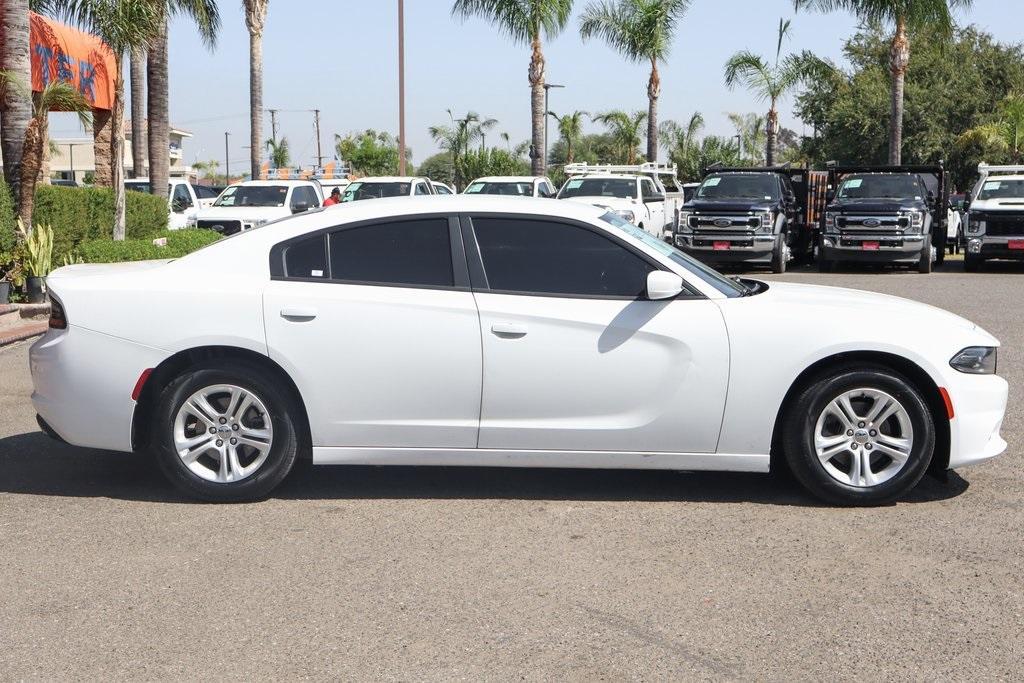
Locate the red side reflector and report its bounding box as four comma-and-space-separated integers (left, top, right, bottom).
132, 368, 154, 401
939, 387, 954, 420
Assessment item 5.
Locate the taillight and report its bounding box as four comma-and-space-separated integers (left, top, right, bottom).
49, 297, 67, 329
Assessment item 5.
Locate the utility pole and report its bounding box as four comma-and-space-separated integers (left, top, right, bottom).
267, 109, 279, 144
224, 131, 230, 184
398, 0, 407, 175
312, 109, 324, 170
543, 83, 564, 166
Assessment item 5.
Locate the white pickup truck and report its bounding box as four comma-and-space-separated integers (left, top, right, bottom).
125, 178, 219, 230
189, 180, 323, 236
558, 163, 682, 238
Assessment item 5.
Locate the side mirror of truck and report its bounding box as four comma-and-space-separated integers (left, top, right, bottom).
961, 198, 970, 211
292, 202, 310, 214
643, 194, 666, 204
171, 198, 188, 213
825, 190, 835, 203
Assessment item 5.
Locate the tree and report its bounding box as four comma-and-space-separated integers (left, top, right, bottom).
659, 111, 704, 179
18, 82, 91, 226
795, 0, 973, 165
335, 130, 408, 177
724, 19, 824, 165
455, 147, 530, 182
580, 0, 690, 163
1, 0, 32, 212
129, 49, 146, 178
417, 152, 456, 186
956, 93, 1024, 162
429, 111, 498, 189
265, 136, 290, 168
795, 25, 1024, 188
728, 112, 767, 165
37, 0, 162, 240
592, 110, 647, 164
549, 110, 587, 163
244, 0, 269, 181
146, 0, 220, 199
452, 0, 573, 176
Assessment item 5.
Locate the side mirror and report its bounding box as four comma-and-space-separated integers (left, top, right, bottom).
785, 193, 796, 205
292, 202, 310, 214
646, 271, 684, 300
171, 198, 188, 213
825, 190, 836, 203
643, 194, 666, 204
961, 198, 970, 211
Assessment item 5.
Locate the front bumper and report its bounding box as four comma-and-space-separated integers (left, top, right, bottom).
675, 233, 775, 263
30, 326, 168, 453
965, 236, 1024, 260
946, 372, 1008, 469
820, 233, 925, 263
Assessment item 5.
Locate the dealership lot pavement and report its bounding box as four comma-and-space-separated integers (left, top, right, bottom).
1, 263, 1022, 680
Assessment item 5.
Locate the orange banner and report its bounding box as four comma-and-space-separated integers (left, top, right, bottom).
30, 11, 116, 111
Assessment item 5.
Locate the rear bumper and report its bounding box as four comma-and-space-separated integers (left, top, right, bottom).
946, 373, 1008, 470
30, 326, 168, 452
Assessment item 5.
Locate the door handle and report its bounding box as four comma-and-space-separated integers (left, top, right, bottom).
280, 307, 318, 321
491, 322, 528, 338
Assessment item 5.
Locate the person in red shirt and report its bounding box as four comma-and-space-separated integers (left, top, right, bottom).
323, 187, 342, 206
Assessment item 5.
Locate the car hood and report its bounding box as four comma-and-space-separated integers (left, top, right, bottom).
194, 206, 290, 222
744, 280, 997, 345
968, 198, 1024, 212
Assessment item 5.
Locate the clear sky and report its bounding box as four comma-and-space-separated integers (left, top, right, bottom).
50, 0, 1016, 174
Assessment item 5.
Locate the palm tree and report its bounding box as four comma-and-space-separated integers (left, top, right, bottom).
129, 48, 146, 178
17, 82, 91, 226
1, 0, 32, 210
429, 110, 496, 189
37, 0, 162, 240
244, 0, 270, 181
592, 109, 647, 164
658, 111, 704, 179
146, 0, 220, 199
549, 110, 587, 164
724, 19, 824, 165
265, 136, 290, 168
580, 0, 690, 163
956, 93, 1024, 162
795, 0, 972, 164
728, 112, 767, 165
452, 0, 573, 176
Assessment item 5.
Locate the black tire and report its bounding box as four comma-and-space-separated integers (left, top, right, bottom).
817, 255, 833, 273
770, 236, 787, 274
782, 366, 935, 506
152, 361, 300, 502
918, 244, 933, 274
964, 255, 983, 272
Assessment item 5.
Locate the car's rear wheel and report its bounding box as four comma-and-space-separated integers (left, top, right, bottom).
153, 361, 299, 502
783, 367, 935, 506
770, 236, 787, 274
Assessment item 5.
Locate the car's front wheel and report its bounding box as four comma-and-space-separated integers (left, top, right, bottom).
783, 367, 935, 506
153, 361, 299, 502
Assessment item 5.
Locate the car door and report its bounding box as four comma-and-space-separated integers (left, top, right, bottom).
263, 215, 482, 448
640, 177, 666, 235
169, 182, 197, 229
464, 214, 730, 454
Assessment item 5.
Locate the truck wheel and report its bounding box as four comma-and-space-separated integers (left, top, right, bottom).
917, 245, 933, 274
817, 255, 833, 273
771, 237, 787, 274
964, 255, 983, 272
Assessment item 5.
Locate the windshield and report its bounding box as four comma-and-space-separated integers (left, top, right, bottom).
697, 174, 779, 201
558, 178, 637, 199
976, 178, 1024, 200
598, 212, 748, 298
213, 185, 288, 207
837, 174, 922, 200
125, 181, 153, 193
465, 181, 533, 196
341, 181, 411, 201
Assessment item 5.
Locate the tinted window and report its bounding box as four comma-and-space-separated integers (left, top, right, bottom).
465, 181, 534, 196
290, 185, 319, 210
194, 185, 220, 199
341, 181, 412, 202
558, 178, 637, 199
215, 185, 288, 207
641, 178, 661, 198
837, 174, 922, 199
697, 174, 779, 200
284, 235, 328, 279
976, 178, 1024, 200
414, 182, 431, 195
473, 217, 652, 297
172, 183, 193, 207
329, 219, 453, 287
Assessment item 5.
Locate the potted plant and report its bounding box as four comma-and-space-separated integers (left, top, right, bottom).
16, 220, 53, 304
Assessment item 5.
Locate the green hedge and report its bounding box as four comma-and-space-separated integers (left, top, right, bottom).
77, 229, 221, 263
33, 184, 169, 256
0, 177, 15, 253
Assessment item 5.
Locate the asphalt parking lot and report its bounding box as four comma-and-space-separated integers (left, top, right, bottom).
1, 261, 1022, 680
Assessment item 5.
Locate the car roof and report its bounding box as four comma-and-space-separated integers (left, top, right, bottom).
569, 174, 640, 180
233, 179, 315, 186
352, 176, 425, 183
471, 176, 542, 183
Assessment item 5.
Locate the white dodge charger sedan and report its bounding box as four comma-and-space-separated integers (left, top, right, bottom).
30, 197, 1008, 505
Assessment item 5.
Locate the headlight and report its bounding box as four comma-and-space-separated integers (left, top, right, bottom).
616, 209, 636, 223
900, 210, 924, 231
968, 217, 984, 234
758, 211, 774, 233
950, 346, 997, 375
677, 211, 693, 231
824, 212, 839, 233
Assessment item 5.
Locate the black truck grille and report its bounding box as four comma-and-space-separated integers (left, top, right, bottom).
690, 213, 762, 230
837, 214, 909, 229
981, 214, 1024, 237
197, 219, 242, 235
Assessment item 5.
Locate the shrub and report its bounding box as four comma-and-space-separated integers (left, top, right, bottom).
76, 229, 221, 263
0, 177, 16, 254
33, 184, 169, 256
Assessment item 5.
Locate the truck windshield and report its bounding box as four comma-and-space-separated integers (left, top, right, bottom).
976, 178, 1024, 200
558, 178, 637, 199
838, 174, 921, 199
697, 174, 779, 200
465, 181, 533, 196
598, 211, 748, 298
214, 185, 288, 207
342, 182, 411, 202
